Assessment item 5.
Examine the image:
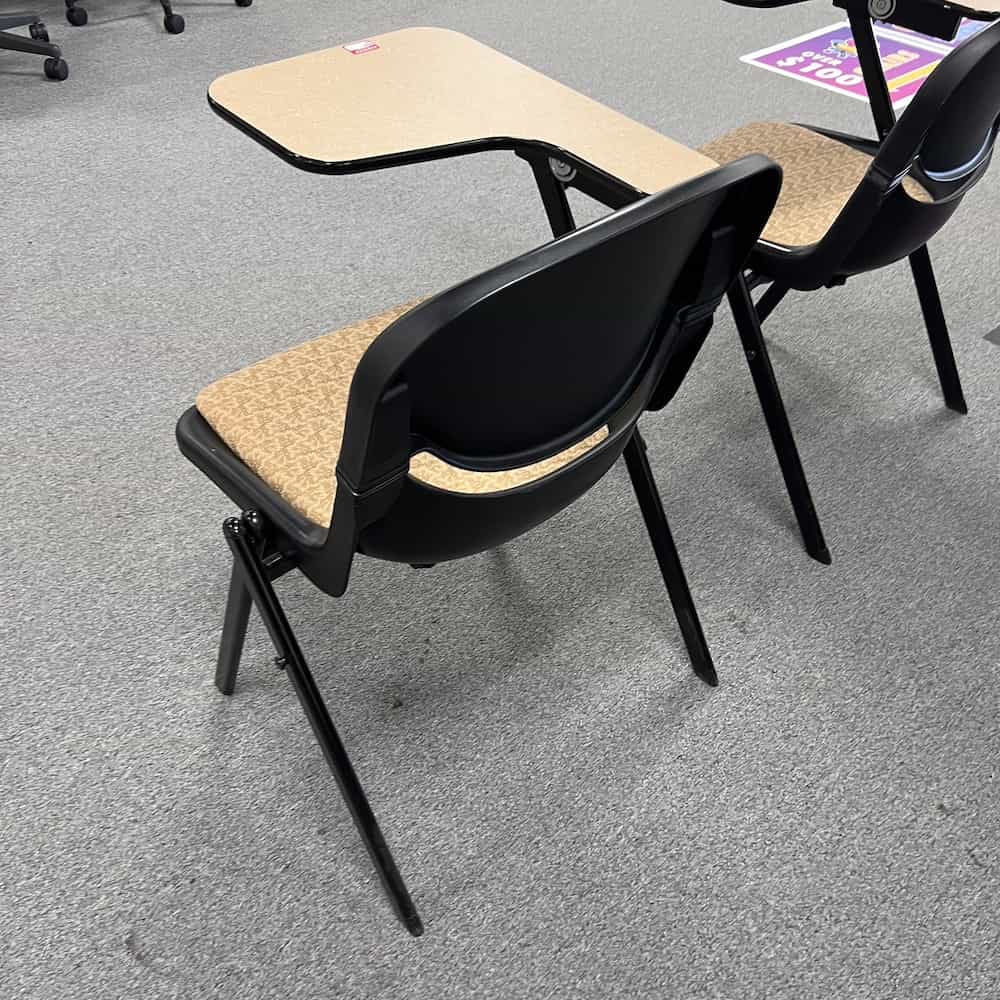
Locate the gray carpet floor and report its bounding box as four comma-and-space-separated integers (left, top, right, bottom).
3, 2, 1000, 997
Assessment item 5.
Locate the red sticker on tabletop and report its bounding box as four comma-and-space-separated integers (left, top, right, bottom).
343, 40, 379, 55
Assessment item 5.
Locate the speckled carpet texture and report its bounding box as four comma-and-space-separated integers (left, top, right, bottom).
3, 2, 999, 997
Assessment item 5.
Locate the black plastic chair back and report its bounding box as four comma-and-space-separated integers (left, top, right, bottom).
783, 21, 1000, 284
883, 20, 1000, 194
303, 157, 781, 595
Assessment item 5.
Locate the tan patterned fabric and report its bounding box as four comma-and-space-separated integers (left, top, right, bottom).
409, 428, 608, 495
699, 122, 931, 248
196, 301, 609, 527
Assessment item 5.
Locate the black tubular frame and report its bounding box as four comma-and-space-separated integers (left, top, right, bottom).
723, 1, 1000, 419
623, 431, 718, 685
180, 157, 785, 935
727, 277, 832, 563
207, 423, 722, 933
207, 423, 722, 934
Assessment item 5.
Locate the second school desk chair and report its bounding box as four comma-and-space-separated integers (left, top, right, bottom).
700, 20, 1000, 419
176, 155, 781, 934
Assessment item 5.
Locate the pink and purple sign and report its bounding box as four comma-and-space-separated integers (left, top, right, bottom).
884, 16, 992, 51
742, 21, 949, 109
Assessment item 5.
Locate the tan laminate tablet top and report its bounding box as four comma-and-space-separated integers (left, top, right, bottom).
208, 27, 717, 196
950, 2, 1000, 15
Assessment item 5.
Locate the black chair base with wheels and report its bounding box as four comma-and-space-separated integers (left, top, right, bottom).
161, 2, 184, 35
64, 0, 252, 34
177, 157, 782, 933
1, 12, 68, 78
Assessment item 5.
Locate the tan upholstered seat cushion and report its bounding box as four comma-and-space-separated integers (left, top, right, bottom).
196, 301, 607, 527
699, 122, 931, 248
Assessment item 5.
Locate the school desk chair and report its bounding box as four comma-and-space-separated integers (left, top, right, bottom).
700, 20, 1000, 421
63, 0, 251, 34
1, 11, 67, 78
176, 155, 781, 934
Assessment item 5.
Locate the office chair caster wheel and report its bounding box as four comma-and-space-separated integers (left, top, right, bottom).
164, 12, 185, 33
235, 0, 253, 6
44, 57, 69, 81
29, 22, 50, 42
66, 6, 88, 27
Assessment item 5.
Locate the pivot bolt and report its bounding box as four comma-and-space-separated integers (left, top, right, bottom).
869, 0, 896, 20
549, 158, 577, 183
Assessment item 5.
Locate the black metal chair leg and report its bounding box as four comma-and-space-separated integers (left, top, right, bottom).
754, 281, 789, 325
215, 559, 252, 695
525, 154, 576, 238
727, 274, 831, 565
63, 0, 89, 27
223, 512, 423, 936
623, 431, 718, 687
909, 245, 968, 415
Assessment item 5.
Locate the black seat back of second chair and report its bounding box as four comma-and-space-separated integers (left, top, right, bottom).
900, 21, 1000, 188
822, 20, 1000, 278
302, 156, 781, 596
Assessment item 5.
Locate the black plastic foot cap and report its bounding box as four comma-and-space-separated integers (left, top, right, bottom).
810, 545, 832, 566
694, 662, 719, 688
